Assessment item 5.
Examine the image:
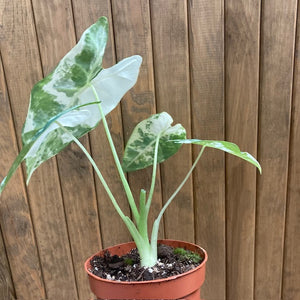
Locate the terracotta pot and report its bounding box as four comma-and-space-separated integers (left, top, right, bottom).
85, 239, 208, 300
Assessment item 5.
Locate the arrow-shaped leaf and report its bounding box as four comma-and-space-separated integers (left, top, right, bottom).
175, 139, 262, 173
0, 17, 142, 194
122, 112, 186, 172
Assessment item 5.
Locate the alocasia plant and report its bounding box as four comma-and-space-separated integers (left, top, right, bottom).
0, 17, 261, 267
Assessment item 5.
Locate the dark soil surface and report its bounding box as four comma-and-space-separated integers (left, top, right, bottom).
89, 244, 204, 282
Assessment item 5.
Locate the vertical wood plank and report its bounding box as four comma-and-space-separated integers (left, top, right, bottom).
111, 0, 164, 239
0, 0, 78, 298
0, 51, 45, 298
0, 55, 15, 300
255, 0, 297, 299
282, 3, 300, 298
31, 1, 102, 299
188, 0, 225, 299
0, 228, 15, 300
71, 0, 132, 248
225, 1, 261, 299
150, 0, 194, 242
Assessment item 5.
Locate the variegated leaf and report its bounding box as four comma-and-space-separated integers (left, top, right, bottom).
122, 112, 186, 172
0, 17, 142, 193
175, 139, 262, 173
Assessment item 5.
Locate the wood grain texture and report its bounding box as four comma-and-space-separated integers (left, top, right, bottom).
255, 0, 297, 299
188, 0, 225, 299
0, 229, 15, 300
1, 0, 77, 298
31, 1, 103, 299
282, 4, 300, 299
72, 0, 132, 249
31, 0, 75, 73
0, 50, 45, 298
225, 1, 260, 299
111, 0, 164, 239
0, 54, 15, 300
150, 0, 194, 242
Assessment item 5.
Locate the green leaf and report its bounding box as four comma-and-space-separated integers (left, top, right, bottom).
0, 142, 33, 194
122, 112, 186, 172
0, 17, 142, 193
175, 139, 262, 173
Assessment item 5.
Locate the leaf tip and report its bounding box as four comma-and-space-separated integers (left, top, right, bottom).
0, 177, 7, 195
127, 55, 143, 69
257, 164, 262, 174
25, 172, 33, 187
97, 16, 108, 25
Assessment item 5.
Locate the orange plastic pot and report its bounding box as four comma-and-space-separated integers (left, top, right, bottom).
85, 239, 208, 299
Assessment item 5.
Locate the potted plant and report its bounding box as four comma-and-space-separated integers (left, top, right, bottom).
0, 17, 261, 300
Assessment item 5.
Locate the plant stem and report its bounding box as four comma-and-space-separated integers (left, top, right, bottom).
55, 121, 126, 221
138, 189, 148, 241
90, 84, 140, 224
150, 146, 206, 253
146, 134, 161, 211
56, 121, 156, 266
137, 134, 160, 247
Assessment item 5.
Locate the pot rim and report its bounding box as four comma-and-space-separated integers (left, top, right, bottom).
84, 239, 208, 285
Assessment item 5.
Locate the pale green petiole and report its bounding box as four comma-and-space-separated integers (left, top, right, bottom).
55, 121, 126, 221
150, 146, 207, 254
146, 134, 161, 210
136, 133, 161, 249
138, 189, 148, 241
55, 121, 156, 265
90, 84, 140, 225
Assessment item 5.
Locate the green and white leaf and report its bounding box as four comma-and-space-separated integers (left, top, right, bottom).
0, 17, 142, 194
122, 112, 186, 172
175, 139, 262, 173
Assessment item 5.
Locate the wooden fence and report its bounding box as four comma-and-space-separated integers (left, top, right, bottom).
0, 0, 299, 299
